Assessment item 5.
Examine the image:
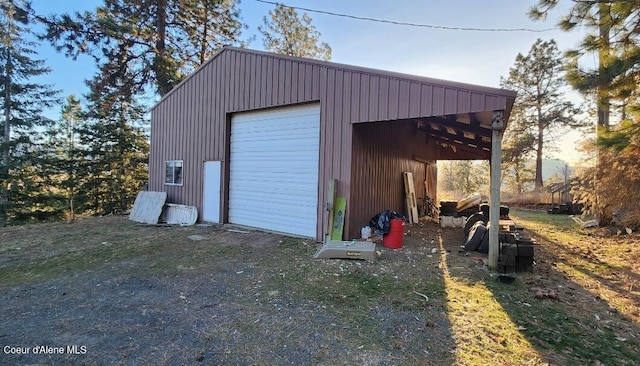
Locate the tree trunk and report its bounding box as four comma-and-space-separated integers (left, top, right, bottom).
200, 1, 209, 66
1, 48, 12, 227
68, 115, 76, 222
69, 195, 75, 222
155, 0, 170, 96
597, 2, 610, 128
118, 102, 126, 212
68, 159, 75, 222
514, 162, 522, 193
535, 125, 544, 189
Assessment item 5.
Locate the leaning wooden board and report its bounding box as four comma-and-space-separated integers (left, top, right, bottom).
331, 196, 346, 241
403, 172, 419, 224
324, 179, 337, 243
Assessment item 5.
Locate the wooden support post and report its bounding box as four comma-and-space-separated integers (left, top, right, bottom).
489, 111, 505, 269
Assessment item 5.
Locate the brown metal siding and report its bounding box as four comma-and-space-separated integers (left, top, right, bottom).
149, 51, 351, 240
149, 47, 515, 241
349, 120, 437, 239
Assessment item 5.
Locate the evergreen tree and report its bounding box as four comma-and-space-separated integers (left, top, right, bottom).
0, 0, 59, 225
501, 131, 536, 194
529, 1, 640, 126
175, 0, 247, 68
530, 1, 640, 227
501, 92, 537, 194
500, 39, 580, 189
44, 95, 83, 221
78, 39, 149, 215
258, 4, 332, 61
40, 0, 246, 96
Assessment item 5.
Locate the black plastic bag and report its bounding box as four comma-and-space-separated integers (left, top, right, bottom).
369, 210, 406, 235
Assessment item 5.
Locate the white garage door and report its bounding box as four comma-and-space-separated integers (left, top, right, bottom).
229, 104, 320, 237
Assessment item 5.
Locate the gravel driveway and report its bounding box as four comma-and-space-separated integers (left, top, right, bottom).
1, 216, 458, 365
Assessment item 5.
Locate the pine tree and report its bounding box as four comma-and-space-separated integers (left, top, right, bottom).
40, 0, 246, 96
78, 39, 149, 215
530, 1, 640, 227
0, 0, 59, 225
258, 4, 332, 61
44, 95, 83, 221
529, 1, 640, 126
500, 39, 580, 189
501, 130, 536, 194
175, 0, 247, 68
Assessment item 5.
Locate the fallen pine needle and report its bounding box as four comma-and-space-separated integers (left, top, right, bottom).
413, 291, 429, 302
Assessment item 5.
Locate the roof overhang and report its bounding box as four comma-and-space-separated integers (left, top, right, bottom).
415, 111, 501, 159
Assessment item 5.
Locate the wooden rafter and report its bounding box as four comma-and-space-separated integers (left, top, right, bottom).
425, 116, 492, 137
421, 125, 491, 151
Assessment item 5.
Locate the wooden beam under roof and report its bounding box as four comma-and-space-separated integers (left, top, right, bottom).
437, 141, 490, 158
423, 115, 492, 138
420, 124, 491, 151
426, 131, 491, 155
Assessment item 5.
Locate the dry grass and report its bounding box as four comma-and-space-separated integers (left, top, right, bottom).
0, 213, 638, 365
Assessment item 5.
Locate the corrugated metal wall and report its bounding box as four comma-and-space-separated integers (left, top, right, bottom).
150, 47, 513, 240
349, 120, 437, 239
150, 49, 352, 240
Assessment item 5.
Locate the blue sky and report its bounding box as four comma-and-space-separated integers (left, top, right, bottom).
29, 0, 589, 163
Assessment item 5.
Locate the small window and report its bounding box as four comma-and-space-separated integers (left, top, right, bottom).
165, 160, 183, 185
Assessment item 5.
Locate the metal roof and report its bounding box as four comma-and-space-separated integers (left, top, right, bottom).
152, 46, 517, 158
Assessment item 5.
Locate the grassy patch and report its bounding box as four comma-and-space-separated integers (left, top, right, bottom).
504, 209, 640, 364
0, 217, 241, 286
1, 214, 638, 365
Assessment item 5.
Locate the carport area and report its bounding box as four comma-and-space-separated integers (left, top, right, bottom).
347, 105, 514, 267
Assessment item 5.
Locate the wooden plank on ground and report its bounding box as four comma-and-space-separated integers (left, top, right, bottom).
325, 179, 337, 243
331, 196, 346, 241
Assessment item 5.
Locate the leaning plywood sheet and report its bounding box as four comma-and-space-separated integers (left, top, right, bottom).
314, 241, 376, 262
163, 203, 198, 226
324, 179, 337, 243
129, 191, 167, 224
331, 197, 346, 240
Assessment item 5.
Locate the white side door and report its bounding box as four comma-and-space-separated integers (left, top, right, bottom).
203, 161, 222, 223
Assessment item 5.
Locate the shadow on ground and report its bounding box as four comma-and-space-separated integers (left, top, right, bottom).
482, 214, 640, 365
4, 215, 635, 365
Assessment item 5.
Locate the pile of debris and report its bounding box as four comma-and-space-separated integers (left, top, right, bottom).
496, 232, 535, 273
460, 203, 536, 273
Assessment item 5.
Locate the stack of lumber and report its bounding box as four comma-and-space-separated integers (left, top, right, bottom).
498, 234, 535, 273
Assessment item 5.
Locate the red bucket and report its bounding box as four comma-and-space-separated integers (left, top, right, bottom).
383, 219, 404, 249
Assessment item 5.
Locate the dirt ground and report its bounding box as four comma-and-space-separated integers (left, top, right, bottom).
0, 214, 638, 365
0, 216, 456, 365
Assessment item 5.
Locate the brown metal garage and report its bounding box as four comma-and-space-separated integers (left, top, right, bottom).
149, 46, 516, 242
